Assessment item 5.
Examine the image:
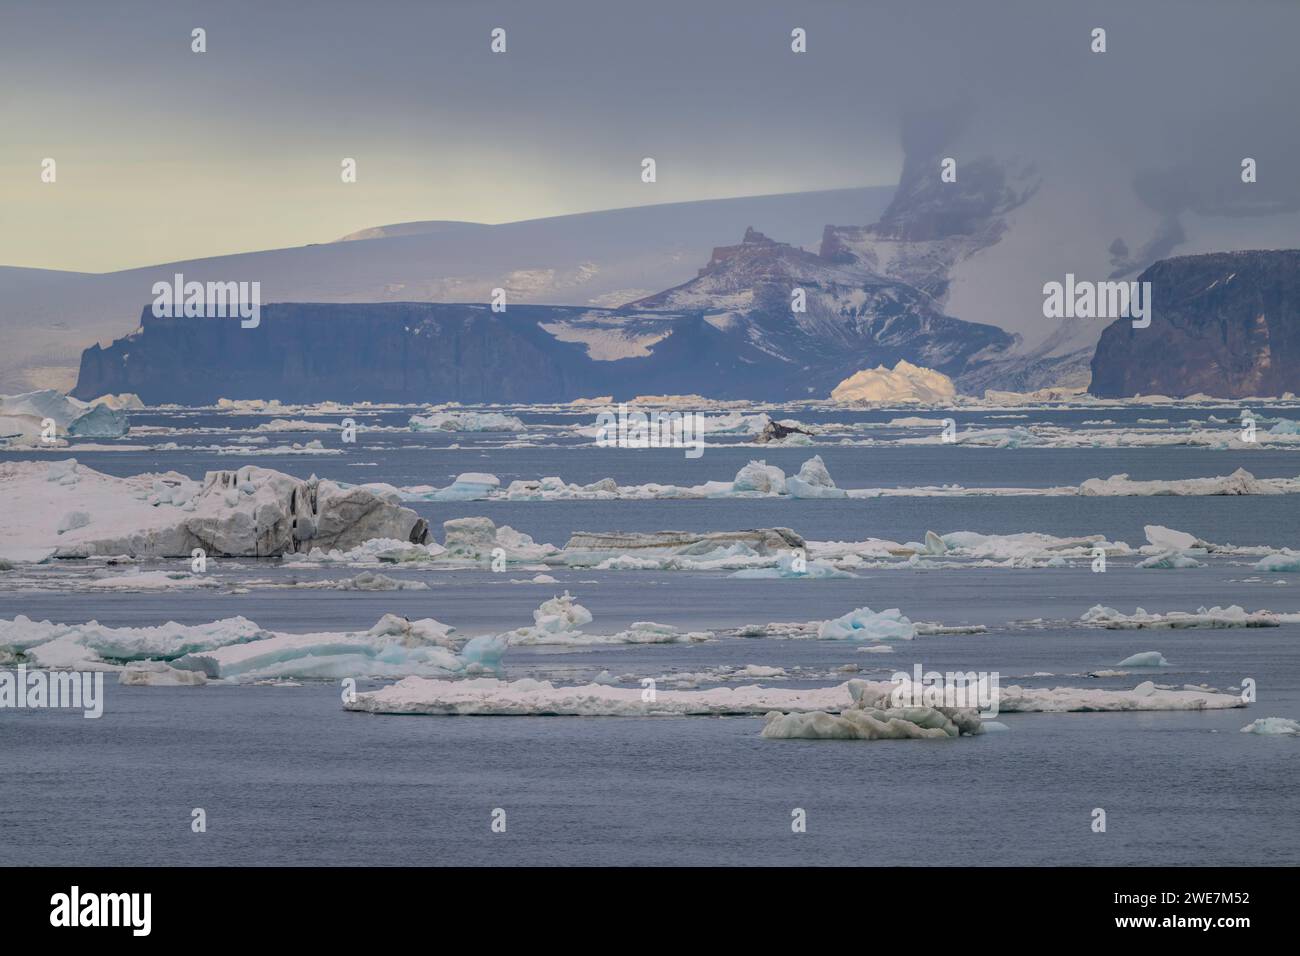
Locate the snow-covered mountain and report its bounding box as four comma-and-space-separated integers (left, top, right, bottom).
629, 228, 1014, 394
0, 187, 893, 393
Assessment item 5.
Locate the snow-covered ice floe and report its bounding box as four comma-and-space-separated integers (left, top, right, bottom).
500, 592, 711, 646
346, 676, 1245, 718
408, 410, 525, 432
1, 612, 502, 681
382, 457, 1300, 502
0, 460, 429, 561
1080, 605, 1290, 629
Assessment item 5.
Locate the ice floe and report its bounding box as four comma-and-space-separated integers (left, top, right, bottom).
1239, 717, 1300, 736
1080, 605, 1288, 629
0, 460, 428, 560
408, 410, 525, 432
346, 675, 1245, 717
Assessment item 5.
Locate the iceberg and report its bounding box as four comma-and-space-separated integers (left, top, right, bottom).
3, 615, 268, 670
1239, 717, 1300, 736
175, 613, 469, 681
440, 516, 558, 563
13, 462, 433, 558
502, 593, 711, 645
785, 455, 847, 499
1115, 651, 1168, 667
1255, 552, 1300, 572
816, 607, 916, 642
408, 410, 525, 432
731, 460, 787, 495
830, 361, 957, 404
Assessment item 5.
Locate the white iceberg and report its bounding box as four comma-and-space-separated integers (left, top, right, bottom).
1239, 717, 1300, 736
830, 361, 956, 404
408, 410, 525, 432
1115, 651, 1168, 667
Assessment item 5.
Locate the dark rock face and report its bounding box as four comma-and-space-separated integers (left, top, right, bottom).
73, 285, 1015, 403
1088, 251, 1300, 398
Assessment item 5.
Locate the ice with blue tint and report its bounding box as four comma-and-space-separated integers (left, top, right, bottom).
816, 606, 916, 642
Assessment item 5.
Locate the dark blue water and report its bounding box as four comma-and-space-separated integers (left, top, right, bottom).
3, 407, 1299, 865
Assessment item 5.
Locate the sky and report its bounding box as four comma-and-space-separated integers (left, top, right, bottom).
2, 0, 1298, 273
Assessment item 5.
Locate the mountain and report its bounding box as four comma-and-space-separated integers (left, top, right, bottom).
1088, 250, 1300, 398
0, 187, 894, 393
72, 288, 1016, 404
628, 228, 1015, 394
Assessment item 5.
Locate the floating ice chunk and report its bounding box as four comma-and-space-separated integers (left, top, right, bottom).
175, 614, 465, 681
1116, 651, 1168, 667
732, 460, 786, 495
817, 607, 916, 642
346, 677, 854, 716
730, 553, 854, 578
1081, 604, 1282, 628
440, 516, 557, 563
1136, 550, 1205, 569
1256, 552, 1300, 572
458, 634, 509, 673
830, 361, 956, 404
427, 473, 501, 501
761, 707, 972, 740
1081, 470, 1285, 496
532, 591, 593, 634
996, 681, 1242, 712
67, 403, 128, 438
86, 570, 219, 590
1240, 717, 1300, 736
335, 571, 428, 591
4, 615, 268, 669
1144, 525, 1200, 551
786, 455, 846, 499
118, 662, 208, 686
408, 411, 525, 432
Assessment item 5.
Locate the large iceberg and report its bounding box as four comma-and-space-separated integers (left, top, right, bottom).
0, 389, 129, 442
1, 460, 430, 559
830, 361, 957, 404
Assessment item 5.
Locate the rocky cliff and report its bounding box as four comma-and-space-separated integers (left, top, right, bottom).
72, 288, 1016, 403
1088, 250, 1300, 398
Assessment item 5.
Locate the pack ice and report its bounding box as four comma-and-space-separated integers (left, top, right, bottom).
0, 460, 428, 560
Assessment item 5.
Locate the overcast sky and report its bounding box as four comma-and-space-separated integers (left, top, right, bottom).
2, 0, 1297, 272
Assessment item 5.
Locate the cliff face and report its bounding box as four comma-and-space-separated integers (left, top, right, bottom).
72, 288, 1016, 404
1088, 251, 1300, 398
